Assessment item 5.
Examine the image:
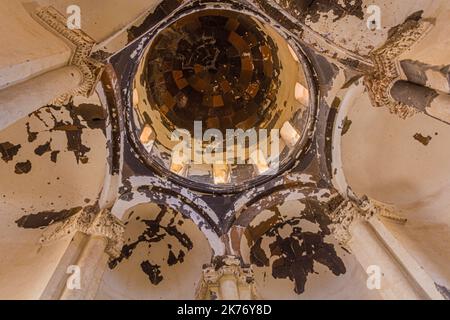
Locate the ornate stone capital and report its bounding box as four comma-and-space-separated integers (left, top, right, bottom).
329, 196, 404, 245
196, 256, 257, 300
40, 206, 125, 258
34, 6, 104, 103
365, 18, 432, 119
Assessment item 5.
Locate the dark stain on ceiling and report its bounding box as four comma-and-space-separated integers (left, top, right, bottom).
109, 205, 194, 286
15, 206, 83, 229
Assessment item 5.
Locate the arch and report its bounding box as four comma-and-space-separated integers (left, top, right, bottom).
231, 185, 341, 230
111, 185, 226, 256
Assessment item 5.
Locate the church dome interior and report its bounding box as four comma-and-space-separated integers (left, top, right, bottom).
0, 0, 449, 302
129, 7, 315, 192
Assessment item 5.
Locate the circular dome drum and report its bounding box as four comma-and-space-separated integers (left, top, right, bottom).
128, 7, 317, 193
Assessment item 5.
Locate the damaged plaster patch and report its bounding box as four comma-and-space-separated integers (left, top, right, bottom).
435, 283, 450, 300
305, 0, 364, 24
140, 261, 163, 285
248, 200, 346, 295
0, 142, 21, 162
26, 122, 38, 142
74, 103, 107, 133
14, 160, 32, 174
50, 151, 60, 163
341, 117, 352, 136
23, 100, 106, 165
109, 205, 194, 286
34, 140, 52, 156
15, 206, 82, 229
127, 0, 183, 42
413, 133, 432, 146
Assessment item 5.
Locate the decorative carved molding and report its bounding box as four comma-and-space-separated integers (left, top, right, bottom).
35, 6, 104, 103
40, 207, 125, 258
379, 209, 408, 225
329, 199, 372, 245
365, 19, 432, 119
196, 256, 257, 300
329, 195, 404, 244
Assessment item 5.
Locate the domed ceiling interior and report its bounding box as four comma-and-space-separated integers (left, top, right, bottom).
0, 0, 449, 300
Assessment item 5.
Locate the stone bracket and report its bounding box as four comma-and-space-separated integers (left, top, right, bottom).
40, 206, 125, 258
329, 195, 404, 245
365, 18, 433, 119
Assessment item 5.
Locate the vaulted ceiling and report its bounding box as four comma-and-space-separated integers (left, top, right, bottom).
0, 0, 449, 300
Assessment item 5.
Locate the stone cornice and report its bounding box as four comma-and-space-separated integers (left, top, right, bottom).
34, 6, 104, 103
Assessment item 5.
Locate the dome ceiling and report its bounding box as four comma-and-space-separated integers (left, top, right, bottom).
144, 10, 280, 133
0, 0, 449, 301
128, 7, 316, 193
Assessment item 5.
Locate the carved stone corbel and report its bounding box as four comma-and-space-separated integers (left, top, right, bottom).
34, 6, 104, 104
196, 256, 257, 300
329, 195, 405, 245
329, 199, 372, 245
365, 18, 433, 119
40, 206, 125, 258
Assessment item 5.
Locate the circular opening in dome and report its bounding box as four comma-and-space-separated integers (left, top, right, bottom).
128, 7, 316, 193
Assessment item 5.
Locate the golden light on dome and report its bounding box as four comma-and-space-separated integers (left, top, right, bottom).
280, 121, 301, 149
213, 163, 231, 184
295, 82, 309, 106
